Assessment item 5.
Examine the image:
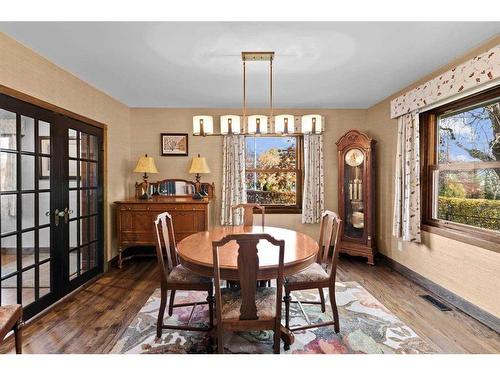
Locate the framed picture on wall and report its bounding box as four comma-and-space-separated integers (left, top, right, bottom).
161, 133, 189, 156
39, 137, 78, 179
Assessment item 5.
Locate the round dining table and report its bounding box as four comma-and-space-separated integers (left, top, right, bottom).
177, 225, 319, 280
177, 225, 319, 349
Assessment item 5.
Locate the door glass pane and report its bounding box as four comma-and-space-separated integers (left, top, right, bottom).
69, 249, 78, 280
89, 216, 97, 242
22, 193, 35, 229
80, 217, 88, 245
39, 192, 50, 225
68, 129, 77, 158
39, 261, 50, 297
80, 160, 88, 187
1, 195, 16, 234
89, 162, 97, 187
80, 245, 89, 274
39, 227, 50, 262
69, 190, 77, 218
80, 189, 88, 217
89, 135, 98, 161
39, 156, 50, 188
21, 116, 35, 152
21, 154, 35, 190
21, 230, 35, 268
89, 242, 97, 269
69, 220, 77, 249
88, 189, 97, 215
1, 276, 17, 305
80, 133, 88, 159
22, 268, 35, 305
69, 159, 78, 188
0, 109, 17, 150
0, 152, 16, 191
1, 234, 17, 277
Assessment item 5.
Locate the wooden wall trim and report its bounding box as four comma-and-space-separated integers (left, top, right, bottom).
0, 84, 108, 130
378, 253, 500, 334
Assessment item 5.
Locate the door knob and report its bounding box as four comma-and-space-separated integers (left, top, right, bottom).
63, 207, 74, 224
52, 209, 65, 226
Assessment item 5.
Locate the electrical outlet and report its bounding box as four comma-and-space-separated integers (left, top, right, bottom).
397, 240, 403, 251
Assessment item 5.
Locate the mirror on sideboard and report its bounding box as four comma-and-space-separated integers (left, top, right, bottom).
135, 178, 215, 200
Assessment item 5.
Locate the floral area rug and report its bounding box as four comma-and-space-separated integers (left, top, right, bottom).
110, 281, 435, 354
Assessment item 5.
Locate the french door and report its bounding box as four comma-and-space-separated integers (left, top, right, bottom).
0, 93, 104, 319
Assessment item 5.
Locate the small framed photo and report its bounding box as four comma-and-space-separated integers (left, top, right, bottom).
161, 133, 189, 156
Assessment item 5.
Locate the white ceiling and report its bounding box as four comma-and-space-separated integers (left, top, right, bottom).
1, 22, 499, 108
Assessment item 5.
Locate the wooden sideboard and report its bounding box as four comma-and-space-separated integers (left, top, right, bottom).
114, 196, 210, 268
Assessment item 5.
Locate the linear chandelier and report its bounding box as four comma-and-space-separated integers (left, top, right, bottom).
192, 51, 324, 136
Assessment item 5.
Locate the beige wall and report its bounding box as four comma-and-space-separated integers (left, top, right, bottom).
0, 33, 131, 262
365, 36, 500, 317
129, 108, 368, 239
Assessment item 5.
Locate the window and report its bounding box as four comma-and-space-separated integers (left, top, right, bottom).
245, 136, 303, 213
421, 87, 500, 246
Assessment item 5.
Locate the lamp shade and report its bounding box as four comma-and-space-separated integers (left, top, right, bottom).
301, 114, 323, 134
192, 115, 214, 135
275, 114, 295, 134
220, 115, 241, 134
247, 115, 268, 134
189, 154, 211, 174
133, 154, 158, 174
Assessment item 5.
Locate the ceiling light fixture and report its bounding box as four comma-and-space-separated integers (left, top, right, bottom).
192, 52, 324, 136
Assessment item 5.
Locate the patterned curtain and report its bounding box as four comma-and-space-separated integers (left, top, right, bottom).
302, 134, 324, 224
393, 111, 421, 243
220, 135, 247, 226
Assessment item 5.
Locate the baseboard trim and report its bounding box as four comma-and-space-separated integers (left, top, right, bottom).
378, 253, 500, 334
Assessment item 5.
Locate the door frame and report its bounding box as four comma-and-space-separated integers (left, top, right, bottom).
0, 85, 108, 319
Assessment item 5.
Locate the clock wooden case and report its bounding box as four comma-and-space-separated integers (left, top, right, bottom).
336, 130, 377, 265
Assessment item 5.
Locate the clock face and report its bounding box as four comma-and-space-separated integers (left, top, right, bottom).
345, 148, 364, 167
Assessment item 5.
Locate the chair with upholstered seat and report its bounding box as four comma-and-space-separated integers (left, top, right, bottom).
154, 212, 214, 338
0, 304, 23, 354
212, 233, 285, 354
283, 210, 342, 336
231, 203, 265, 227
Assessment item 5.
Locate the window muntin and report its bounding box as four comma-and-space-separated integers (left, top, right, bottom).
245, 136, 301, 209
431, 97, 500, 232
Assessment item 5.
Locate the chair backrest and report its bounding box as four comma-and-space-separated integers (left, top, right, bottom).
231, 203, 265, 227
316, 210, 343, 282
153, 212, 179, 282
212, 233, 284, 321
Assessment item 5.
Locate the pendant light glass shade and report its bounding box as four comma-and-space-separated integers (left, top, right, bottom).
274, 115, 295, 134
247, 115, 268, 134
192, 115, 214, 136
301, 114, 323, 134
220, 115, 241, 135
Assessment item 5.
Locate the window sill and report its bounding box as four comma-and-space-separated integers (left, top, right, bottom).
421, 222, 500, 253
255, 206, 302, 214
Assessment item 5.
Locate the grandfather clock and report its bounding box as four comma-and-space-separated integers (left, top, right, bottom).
336, 130, 376, 265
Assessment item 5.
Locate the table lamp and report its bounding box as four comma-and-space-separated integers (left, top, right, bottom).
189, 154, 210, 198
134, 154, 158, 199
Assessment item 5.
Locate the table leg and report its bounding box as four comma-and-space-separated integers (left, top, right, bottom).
280, 325, 294, 351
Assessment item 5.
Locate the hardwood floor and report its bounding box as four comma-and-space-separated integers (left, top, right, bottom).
1, 256, 499, 354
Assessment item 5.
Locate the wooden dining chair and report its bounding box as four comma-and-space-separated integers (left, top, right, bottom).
283, 210, 343, 336
154, 212, 214, 338
212, 233, 285, 354
0, 304, 23, 354
231, 203, 265, 227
